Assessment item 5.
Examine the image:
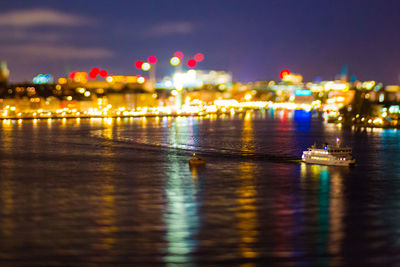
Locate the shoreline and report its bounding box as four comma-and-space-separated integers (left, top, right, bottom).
2, 111, 399, 130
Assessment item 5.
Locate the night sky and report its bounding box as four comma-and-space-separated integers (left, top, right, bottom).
1, 0, 399, 83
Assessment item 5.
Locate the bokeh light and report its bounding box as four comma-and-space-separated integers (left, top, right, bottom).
135, 60, 144, 69
280, 69, 290, 79
187, 59, 197, 68
194, 53, 204, 62
69, 71, 77, 79
170, 57, 180, 66
174, 51, 184, 59
89, 71, 97, 79
100, 70, 108, 77
148, 56, 157, 64
141, 62, 151, 71
91, 67, 100, 75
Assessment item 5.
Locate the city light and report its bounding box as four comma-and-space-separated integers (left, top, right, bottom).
91, 67, 100, 74
33, 74, 52, 84
148, 56, 157, 64
69, 71, 78, 79
0, 51, 397, 131
58, 78, 67, 84
174, 51, 184, 59
187, 59, 197, 68
194, 53, 204, 62
89, 67, 100, 79
170, 57, 180, 66
294, 89, 312, 96
322, 82, 349, 91
89, 71, 97, 79
141, 62, 151, 71
135, 60, 144, 69
72, 72, 88, 83
280, 69, 290, 79
362, 81, 376, 90
99, 70, 108, 77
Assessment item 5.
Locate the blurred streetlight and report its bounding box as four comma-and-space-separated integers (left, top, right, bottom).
187, 59, 197, 68
141, 62, 151, 71
170, 57, 180, 66
135, 60, 143, 69
174, 51, 184, 59
148, 56, 157, 64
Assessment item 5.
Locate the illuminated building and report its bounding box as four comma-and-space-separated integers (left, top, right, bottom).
108, 91, 157, 110
33, 74, 53, 84
384, 85, 400, 102
270, 72, 305, 102
306, 81, 349, 92
293, 89, 315, 106
156, 70, 232, 91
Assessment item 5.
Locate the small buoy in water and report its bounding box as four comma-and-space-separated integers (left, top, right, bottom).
189, 153, 206, 166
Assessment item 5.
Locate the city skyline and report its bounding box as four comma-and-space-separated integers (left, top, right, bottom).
1, 0, 400, 83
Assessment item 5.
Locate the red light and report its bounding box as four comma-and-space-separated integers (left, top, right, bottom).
174, 51, 184, 59
148, 56, 157, 64
187, 59, 197, 68
280, 69, 290, 79
135, 60, 143, 69
89, 71, 97, 79
91, 67, 100, 75
194, 53, 204, 62
69, 71, 78, 79
99, 70, 107, 77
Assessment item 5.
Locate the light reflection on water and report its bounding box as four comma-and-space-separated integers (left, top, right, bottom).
163, 120, 200, 264
236, 111, 259, 259
236, 162, 259, 260
0, 111, 399, 265
0, 120, 15, 241
299, 163, 348, 266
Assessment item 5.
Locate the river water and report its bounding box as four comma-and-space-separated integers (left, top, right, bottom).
0, 110, 399, 266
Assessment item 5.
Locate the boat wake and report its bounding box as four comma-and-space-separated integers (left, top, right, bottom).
90, 129, 301, 164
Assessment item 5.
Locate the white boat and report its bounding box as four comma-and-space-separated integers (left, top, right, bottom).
302, 138, 355, 166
